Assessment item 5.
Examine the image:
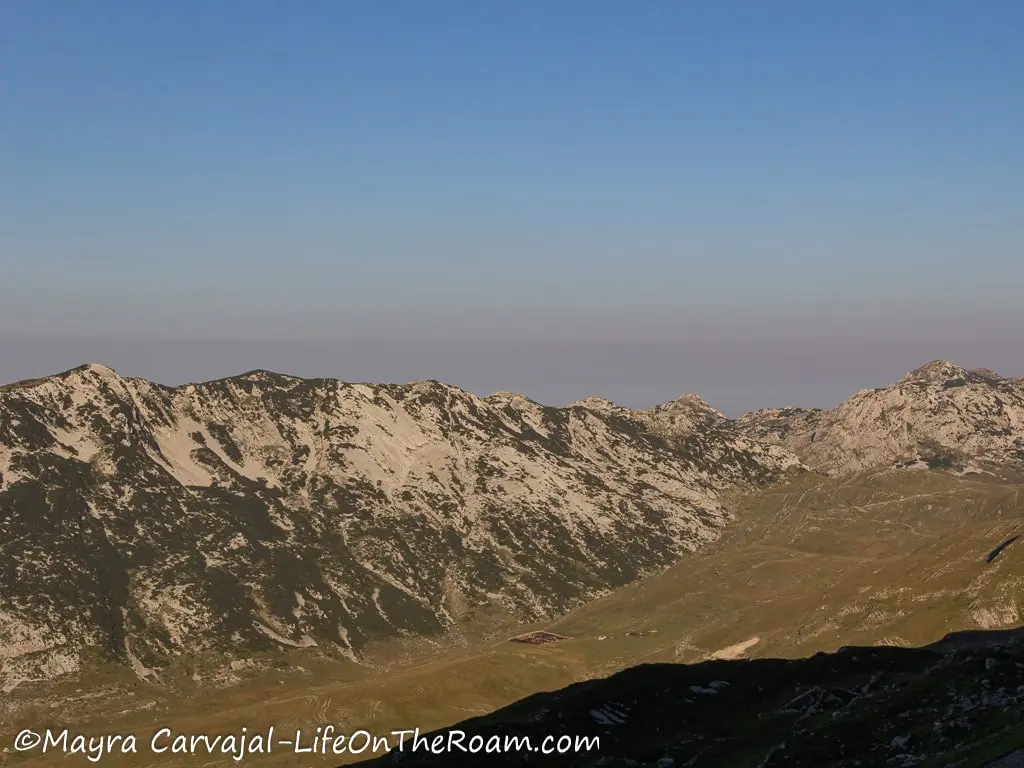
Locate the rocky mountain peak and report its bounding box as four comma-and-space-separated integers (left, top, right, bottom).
736, 360, 1024, 476
651, 392, 724, 418
485, 391, 539, 407
970, 367, 1004, 381
567, 396, 625, 414
640, 393, 726, 439
62, 362, 122, 383
898, 360, 969, 385
234, 369, 302, 383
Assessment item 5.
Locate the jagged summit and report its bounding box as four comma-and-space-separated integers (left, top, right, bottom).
567, 396, 625, 413
736, 360, 1024, 475
0, 363, 123, 395
18, 362, 122, 385
639, 392, 726, 438
651, 392, 724, 417
74, 362, 120, 377
484, 391, 545, 409
898, 360, 969, 385
970, 367, 1003, 381
233, 368, 305, 382
896, 360, 1006, 387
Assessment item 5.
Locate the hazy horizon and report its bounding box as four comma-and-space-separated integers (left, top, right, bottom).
2, 335, 1021, 417
3, 1, 1021, 414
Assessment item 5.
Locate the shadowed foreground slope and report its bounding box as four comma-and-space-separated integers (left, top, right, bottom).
354, 629, 1024, 768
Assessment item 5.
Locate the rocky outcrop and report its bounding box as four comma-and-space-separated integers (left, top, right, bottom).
735, 361, 1024, 475
642, 393, 726, 438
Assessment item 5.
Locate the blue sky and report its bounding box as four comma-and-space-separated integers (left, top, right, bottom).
2, 1, 1022, 412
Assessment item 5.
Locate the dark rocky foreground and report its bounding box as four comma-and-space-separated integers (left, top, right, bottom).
353, 629, 1024, 768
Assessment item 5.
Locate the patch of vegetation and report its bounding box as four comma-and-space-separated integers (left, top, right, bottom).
206, 422, 244, 464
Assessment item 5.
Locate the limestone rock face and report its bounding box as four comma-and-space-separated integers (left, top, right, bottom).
642, 393, 726, 438
735, 361, 1024, 475
0, 364, 798, 689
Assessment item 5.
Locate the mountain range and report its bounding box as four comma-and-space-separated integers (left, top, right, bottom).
3, 359, 1024, 766
0, 363, 797, 692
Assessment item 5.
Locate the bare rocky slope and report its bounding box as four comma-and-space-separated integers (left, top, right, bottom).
734, 361, 1024, 476
0, 364, 798, 691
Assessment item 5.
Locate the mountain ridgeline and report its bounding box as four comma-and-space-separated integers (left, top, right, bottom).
0, 364, 796, 691
2, 359, 1024, 694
